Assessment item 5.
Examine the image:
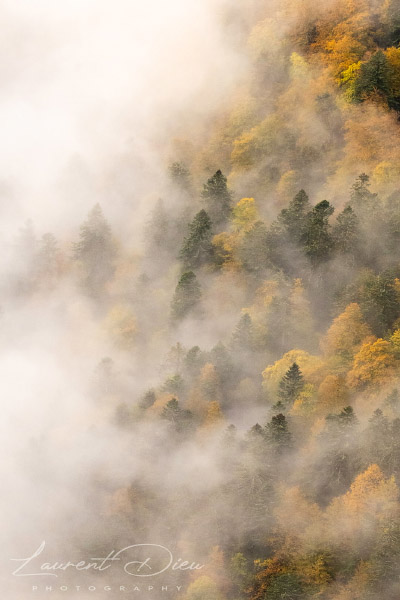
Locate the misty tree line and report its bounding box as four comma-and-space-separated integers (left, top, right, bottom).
8, 163, 400, 599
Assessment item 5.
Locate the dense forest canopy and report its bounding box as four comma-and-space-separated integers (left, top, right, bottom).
6, 1, 400, 599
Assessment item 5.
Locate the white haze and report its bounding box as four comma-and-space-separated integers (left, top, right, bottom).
0, 2, 249, 598
0, 0, 246, 239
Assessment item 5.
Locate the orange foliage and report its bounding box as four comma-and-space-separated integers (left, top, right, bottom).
347, 338, 397, 388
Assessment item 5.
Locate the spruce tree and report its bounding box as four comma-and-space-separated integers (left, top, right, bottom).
161, 398, 194, 434
265, 413, 292, 453
239, 221, 270, 273
384, 388, 400, 415
145, 198, 175, 260
168, 162, 191, 191
210, 342, 235, 387
231, 313, 254, 351
333, 205, 360, 261
73, 204, 115, 296
201, 170, 232, 229
139, 389, 156, 410
278, 363, 304, 405
171, 271, 202, 321
277, 189, 311, 243
312, 406, 359, 503
350, 173, 377, 209
357, 271, 400, 336
302, 200, 334, 266
353, 51, 391, 103
179, 209, 213, 269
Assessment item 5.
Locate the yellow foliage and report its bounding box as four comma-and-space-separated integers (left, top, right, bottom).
291, 384, 318, 416
347, 338, 397, 388
317, 374, 349, 414
212, 232, 241, 270
321, 303, 372, 366
327, 465, 398, 522
203, 401, 224, 429
341, 104, 400, 172
231, 130, 258, 170
372, 160, 400, 187
232, 198, 259, 232
263, 349, 324, 393
148, 393, 176, 416
231, 115, 284, 171
253, 280, 280, 309
386, 46, 400, 97
198, 363, 222, 402
290, 52, 309, 79
391, 328, 400, 358
184, 576, 222, 600
325, 34, 365, 79
342, 464, 398, 512
340, 60, 361, 85
295, 555, 332, 588
325, 465, 399, 550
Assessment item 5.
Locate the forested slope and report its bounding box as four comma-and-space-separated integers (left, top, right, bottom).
8, 1, 400, 599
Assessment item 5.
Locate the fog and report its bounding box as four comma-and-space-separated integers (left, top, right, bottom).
0, 2, 248, 597
0, 0, 246, 238
3, 1, 400, 599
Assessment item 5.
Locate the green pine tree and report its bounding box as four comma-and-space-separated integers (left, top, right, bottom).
168, 161, 191, 191
353, 51, 391, 103
201, 170, 232, 229
277, 189, 311, 243
239, 221, 270, 273
278, 362, 304, 405
171, 271, 202, 321
179, 209, 213, 269
302, 200, 334, 266
231, 313, 254, 351
333, 205, 360, 262
350, 173, 377, 209
73, 204, 116, 296
265, 413, 292, 453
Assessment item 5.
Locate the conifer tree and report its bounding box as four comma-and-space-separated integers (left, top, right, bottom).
161, 398, 194, 434
350, 173, 377, 210
265, 413, 292, 453
277, 189, 311, 243
353, 51, 391, 103
239, 221, 270, 274
333, 205, 360, 261
145, 198, 175, 261
168, 161, 191, 191
73, 204, 115, 296
278, 363, 304, 406
180, 209, 213, 269
302, 200, 334, 266
170, 271, 201, 321
139, 389, 156, 410
201, 170, 232, 229
231, 313, 254, 351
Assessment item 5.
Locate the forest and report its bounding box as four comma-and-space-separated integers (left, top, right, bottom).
7, 0, 400, 599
